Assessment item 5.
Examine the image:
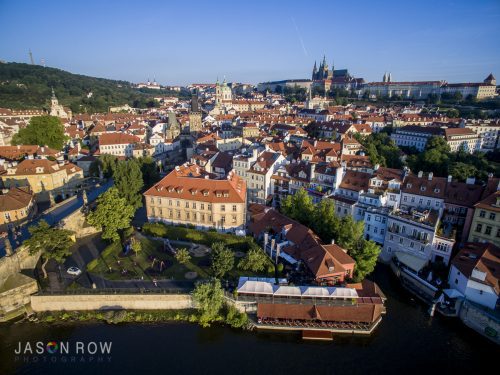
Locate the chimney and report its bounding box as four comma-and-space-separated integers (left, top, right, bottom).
466, 177, 475, 185
428, 172, 433, 181
447, 175, 452, 183
331, 239, 335, 245
418, 171, 423, 178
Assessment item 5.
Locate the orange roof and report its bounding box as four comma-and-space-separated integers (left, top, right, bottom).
144, 169, 246, 203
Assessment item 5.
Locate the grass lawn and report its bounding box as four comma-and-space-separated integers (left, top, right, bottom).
87, 231, 281, 282
87, 237, 211, 281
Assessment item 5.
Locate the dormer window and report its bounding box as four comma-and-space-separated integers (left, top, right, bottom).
407, 183, 412, 188
420, 186, 426, 191
434, 188, 440, 193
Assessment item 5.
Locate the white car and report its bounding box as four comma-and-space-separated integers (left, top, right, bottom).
66, 267, 82, 276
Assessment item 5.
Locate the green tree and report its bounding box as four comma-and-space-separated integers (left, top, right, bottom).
24, 220, 74, 279
86, 187, 135, 242
89, 160, 101, 177
312, 199, 340, 243
99, 154, 118, 178
175, 248, 191, 265
350, 240, 381, 282
138, 156, 160, 186
280, 188, 315, 227
210, 242, 234, 278
192, 279, 225, 327
450, 162, 478, 182
336, 215, 365, 252
12, 116, 66, 150
131, 238, 142, 258
113, 159, 144, 210
238, 246, 268, 272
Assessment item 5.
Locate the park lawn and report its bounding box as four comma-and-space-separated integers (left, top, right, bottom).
87, 237, 211, 281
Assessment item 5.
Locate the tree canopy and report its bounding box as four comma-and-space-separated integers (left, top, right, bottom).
238, 246, 269, 272
12, 115, 66, 150
113, 159, 144, 210
86, 187, 135, 242
24, 220, 74, 279
210, 242, 234, 278
192, 279, 225, 327
279, 188, 380, 282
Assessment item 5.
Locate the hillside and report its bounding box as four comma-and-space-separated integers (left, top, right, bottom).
0, 62, 187, 113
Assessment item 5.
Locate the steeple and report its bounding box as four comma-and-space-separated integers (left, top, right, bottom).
312, 61, 317, 80
383, 72, 387, 83
388, 72, 392, 82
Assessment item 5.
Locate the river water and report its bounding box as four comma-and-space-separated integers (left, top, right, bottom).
0, 265, 497, 374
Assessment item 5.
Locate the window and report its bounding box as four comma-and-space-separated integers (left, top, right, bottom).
192, 203, 196, 209
157, 198, 161, 204
201, 204, 204, 210
479, 210, 486, 218
485, 226, 492, 235
221, 205, 225, 212
497, 229, 500, 238
489, 213, 496, 221
185, 202, 189, 208
232, 205, 237, 212
367, 215, 371, 221
221, 215, 226, 223
475, 223, 483, 233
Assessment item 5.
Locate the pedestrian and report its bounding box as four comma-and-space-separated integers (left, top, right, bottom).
153, 278, 158, 287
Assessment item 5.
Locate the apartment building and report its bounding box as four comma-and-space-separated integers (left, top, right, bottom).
144, 166, 247, 232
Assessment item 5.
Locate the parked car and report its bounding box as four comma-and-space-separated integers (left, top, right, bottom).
66, 267, 82, 276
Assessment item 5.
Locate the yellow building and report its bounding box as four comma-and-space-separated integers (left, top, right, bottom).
468, 191, 500, 247
0, 187, 36, 231
144, 165, 247, 232
0, 159, 84, 198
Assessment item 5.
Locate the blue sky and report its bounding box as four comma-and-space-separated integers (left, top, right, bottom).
1, 0, 499, 85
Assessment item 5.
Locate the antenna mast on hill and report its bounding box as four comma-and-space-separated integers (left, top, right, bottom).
29, 49, 34, 65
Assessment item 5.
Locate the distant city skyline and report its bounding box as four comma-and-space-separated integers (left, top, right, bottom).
1, 0, 499, 86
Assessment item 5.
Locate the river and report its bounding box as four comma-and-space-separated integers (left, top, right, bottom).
0, 265, 496, 374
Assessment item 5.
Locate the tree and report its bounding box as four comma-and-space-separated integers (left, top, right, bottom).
192, 279, 225, 327
113, 159, 144, 210
210, 242, 234, 278
312, 199, 340, 243
350, 240, 380, 282
24, 220, 74, 279
99, 154, 118, 178
86, 187, 135, 242
450, 162, 478, 182
175, 248, 191, 265
138, 156, 160, 186
336, 215, 365, 252
131, 238, 142, 258
280, 188, 315, 227
447, 108, 459, 118
89, 160, 101, 177
238, 246, 268, 272
12, 115, 66, 150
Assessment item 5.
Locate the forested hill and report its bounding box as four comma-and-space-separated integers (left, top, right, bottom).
0, 62, 186, 113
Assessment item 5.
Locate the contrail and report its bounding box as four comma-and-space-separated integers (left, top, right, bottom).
291, 16, 308, 57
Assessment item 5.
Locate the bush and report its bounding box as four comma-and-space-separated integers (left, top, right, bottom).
277, 263, 284, 272
86, 258, 99, 271
267, 265, 275, 274
225, 305, 248, 328
142, 222, 256, 252
123, 226, 134, 238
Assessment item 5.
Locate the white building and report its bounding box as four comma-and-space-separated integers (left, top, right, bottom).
448, 243, 500, 310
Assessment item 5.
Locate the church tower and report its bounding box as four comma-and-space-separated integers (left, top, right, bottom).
312, 61, 318, 80
189, 90, 202, 133
49, 88, 69, 119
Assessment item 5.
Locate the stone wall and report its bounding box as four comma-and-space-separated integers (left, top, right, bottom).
0, 246, 40, 286
31, 294, 193, 311
0, 276, 38, 317
459, 300, 500, 345
59, 206, 99, 238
